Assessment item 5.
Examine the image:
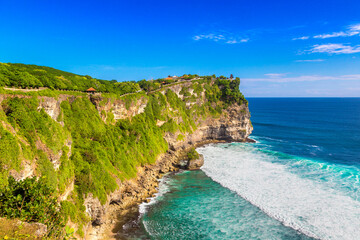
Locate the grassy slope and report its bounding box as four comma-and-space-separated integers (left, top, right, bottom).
0, 62, 140, 94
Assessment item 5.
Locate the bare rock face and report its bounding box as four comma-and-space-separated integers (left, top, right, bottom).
165, 103, 252, 151
90, 95, 148, 122
38, 97, 61, 120
9, 160, 35, 181
38, 95, 75, 123
84, 194, 106, 226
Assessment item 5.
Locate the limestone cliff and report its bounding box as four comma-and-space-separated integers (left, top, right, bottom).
85, 102, 252, 239
0, 78, 252, 239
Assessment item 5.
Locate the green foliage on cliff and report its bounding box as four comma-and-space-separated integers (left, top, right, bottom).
0, 63, 246, 105
0, 63, 249, 236
187, 148, 199, 160
215, 77, 247, 105
0, 126, 21, 185
203, 77, 247, 106
2, 97, 67, 153
0, 176, 64, 237
0, 63, 140, 94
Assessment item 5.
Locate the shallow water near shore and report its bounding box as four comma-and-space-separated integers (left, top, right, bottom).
136, 98, 360, 240
141, 169, 312, 239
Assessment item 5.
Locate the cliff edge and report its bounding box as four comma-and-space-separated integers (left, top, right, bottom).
0, 66, 252, 239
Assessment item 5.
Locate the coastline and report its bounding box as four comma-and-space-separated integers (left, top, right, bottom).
111, 138, 254, 239
95, 139, 228, 239
84, 102, 253, 239
87, 138, 253, 239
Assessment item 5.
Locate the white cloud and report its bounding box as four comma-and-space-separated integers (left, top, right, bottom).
226, 38, 249, 44
308, 43, 360, 54
193, 34, 225, 41
349, 23, 360, 32
313, 23, 360, 39
292, 36, 309, 40
242, 74, 360, 83
295, 59, 325, 62
264, 73, 288, 78
314, 32, 349, 39
193, 33, 248, 44
292, 23, 360, 41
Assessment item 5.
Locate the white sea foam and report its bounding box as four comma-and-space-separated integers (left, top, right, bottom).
198, 144, 360, 240
139, 173, 172, 215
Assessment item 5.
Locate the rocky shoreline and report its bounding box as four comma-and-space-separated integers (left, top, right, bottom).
113, 138, 255, 240
85, 103, 253, 239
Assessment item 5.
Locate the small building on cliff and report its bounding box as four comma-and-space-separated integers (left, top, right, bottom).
86, 87, 96, 94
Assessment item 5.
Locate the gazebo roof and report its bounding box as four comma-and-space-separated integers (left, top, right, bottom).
86, 87, 96, 92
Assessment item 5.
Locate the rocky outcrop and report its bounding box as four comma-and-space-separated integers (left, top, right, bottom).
84, 102, 252, 239
187, 154, 204, 170
38, 95, 77, 123
90, 95, 148, 122
165, 104, 252, 151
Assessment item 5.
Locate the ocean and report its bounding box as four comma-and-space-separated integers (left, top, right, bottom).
138, 98, 360, 240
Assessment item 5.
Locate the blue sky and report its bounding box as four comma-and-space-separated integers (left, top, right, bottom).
1, 0, 360, 97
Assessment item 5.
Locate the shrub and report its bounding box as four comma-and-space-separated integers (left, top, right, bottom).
0, 176, 64, 237
187, 148, 199, 161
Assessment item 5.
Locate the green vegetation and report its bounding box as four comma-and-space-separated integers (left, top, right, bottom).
0, 63, 248, 237
0, 218, 42, 239
177, 134, 185, 141
187, 148, 199, 160
0, 63, 140, 95
215, 78, 247, 105
0, 177, 64, 238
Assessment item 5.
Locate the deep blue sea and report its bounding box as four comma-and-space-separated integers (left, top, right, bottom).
138, 98, 360, 240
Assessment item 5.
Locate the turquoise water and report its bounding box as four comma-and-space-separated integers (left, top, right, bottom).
139, 98, 360, 240
140, 170, 311, 239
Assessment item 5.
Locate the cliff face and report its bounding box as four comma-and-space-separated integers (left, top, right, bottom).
165, 103, 252, 151
90, 95, 148, 122
85, 102, 252, 239
0, 79, 252, 239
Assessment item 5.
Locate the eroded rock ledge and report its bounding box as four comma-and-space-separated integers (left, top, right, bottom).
84, 103, 253, 239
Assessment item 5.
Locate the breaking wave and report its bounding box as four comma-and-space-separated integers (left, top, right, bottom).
198, 143, 360, 240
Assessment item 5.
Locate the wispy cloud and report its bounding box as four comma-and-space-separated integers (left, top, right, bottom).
295, 59, 325, 62
308, 43, 360, 54
193, 34, 225, 42
243, 74, 360, 83
226, 38, 249, 44
292, 23, 360, 40
193, 32, 248, 44
314, 32, 352, 39
292, 36, 309, 40
314, 23, 360, 39
264, 73, 288, 78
